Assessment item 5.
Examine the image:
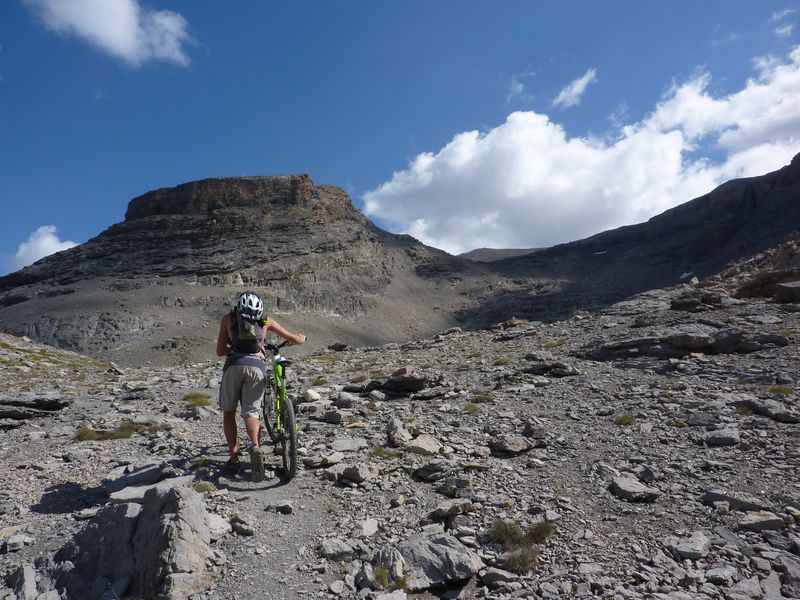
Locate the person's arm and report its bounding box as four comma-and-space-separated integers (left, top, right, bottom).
215, 314, 231, 356
267, 318, 306, 345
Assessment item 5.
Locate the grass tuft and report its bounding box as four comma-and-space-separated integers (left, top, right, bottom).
374, 565, 389, 589
464, 403, 479, 415
524, 522, 555, 544
470, 394, 494, 404
488, 519, 525, 549
615, 413, 636, 426
736, 404, 754, 415
73, 420, 165, 442
505, 547, 539, 574
310, 378, 328, 386
349, 374, 368, 383
184, 392, 211, 407
493, 358, 510, 366
768, 385, 793, 396
370, 446, 401, 460
543, 338, 567, 349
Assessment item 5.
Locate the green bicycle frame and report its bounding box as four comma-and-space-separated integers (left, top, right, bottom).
272, 360, 287, 432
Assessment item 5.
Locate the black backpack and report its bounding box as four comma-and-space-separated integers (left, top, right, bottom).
230, 309, 266, 354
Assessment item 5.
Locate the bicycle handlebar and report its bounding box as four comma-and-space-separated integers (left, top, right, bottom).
264, 340, 291, 353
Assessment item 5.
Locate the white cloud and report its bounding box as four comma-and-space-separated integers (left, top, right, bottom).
775, 23, 795, 39
711, 25, 741, 48
7, 226, 77, 272
771, 9, 796, 22
363, 47, 800, 255
552, 68, 597, 108
24, 0, 192, 67
507, 71, 536, 104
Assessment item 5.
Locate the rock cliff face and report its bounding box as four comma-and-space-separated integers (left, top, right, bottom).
459, 153, 800, 323
1, 154, 800, 365
0, 175, 479, 364
2, 175, 416, 303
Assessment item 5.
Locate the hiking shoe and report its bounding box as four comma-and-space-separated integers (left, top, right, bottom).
223, 457, 241, 474
250, 447, 265, 483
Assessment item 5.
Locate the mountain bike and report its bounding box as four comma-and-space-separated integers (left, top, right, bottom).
261, 340, 298, 479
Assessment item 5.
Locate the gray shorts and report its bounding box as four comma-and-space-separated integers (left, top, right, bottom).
219, 366, 265, 418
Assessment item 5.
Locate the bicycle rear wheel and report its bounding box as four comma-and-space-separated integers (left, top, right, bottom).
281, 397, 297, 479
261, 384, 280, 444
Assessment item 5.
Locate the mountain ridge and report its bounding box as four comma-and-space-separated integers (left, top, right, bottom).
1, 153, 799, 365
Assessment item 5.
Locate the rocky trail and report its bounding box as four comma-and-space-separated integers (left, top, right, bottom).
2, 274, 800, 599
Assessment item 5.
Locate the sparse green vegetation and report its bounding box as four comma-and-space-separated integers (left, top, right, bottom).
615, 413, 636, 426
349, 374, 368, 383
73, 420, 166, 442
464, 403, 479, 415
316, 352, 342, 365
184, 392, 211, 407
393, 577, 410, 593
493, 358, 510, 366
489, 519, 525, 548
370, 446, 401, 460
525, 522, 555, 544
310, 378, 328, 386
371, 563, 409, 592
487, 518, 554, 574
543, 338, 567, 349
374, 565, 390, 589
736, 404, 754, 415
470, 394, 494, 404
505, 547, 539, 574
768, 385, 793, 396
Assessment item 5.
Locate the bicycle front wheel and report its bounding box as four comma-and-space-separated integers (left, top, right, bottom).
261, 384, 280, 444
281, 397, 297, 479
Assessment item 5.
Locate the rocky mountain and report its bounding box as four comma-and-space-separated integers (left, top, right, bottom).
458, 248, 540, 263
0, 175, 483, 365
1, 154, 799, 367
473, 153, 800, 323
1, 241, 799, 599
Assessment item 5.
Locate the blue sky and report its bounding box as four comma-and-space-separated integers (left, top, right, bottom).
1, 1, 799, 273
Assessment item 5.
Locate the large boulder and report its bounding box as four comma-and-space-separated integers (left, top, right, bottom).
52, 485, 213, 600
132, 486, 214, 599
396, 532, 484, 591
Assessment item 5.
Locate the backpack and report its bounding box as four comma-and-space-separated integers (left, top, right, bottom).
229, 308, 267, 354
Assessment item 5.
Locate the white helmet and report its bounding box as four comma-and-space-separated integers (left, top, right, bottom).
236, 291, 263, 320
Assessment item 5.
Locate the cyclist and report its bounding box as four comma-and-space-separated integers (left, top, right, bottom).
215, 291, 306, 481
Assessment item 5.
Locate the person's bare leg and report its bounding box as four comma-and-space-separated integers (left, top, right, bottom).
244, 415, 260, 448
223, 411, 239, 461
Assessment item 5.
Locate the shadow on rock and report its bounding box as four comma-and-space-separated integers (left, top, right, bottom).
31, 481, 106, 515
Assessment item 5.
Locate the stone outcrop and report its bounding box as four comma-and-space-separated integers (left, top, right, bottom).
31, 485, 215, 600
395, 532, 484, 591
